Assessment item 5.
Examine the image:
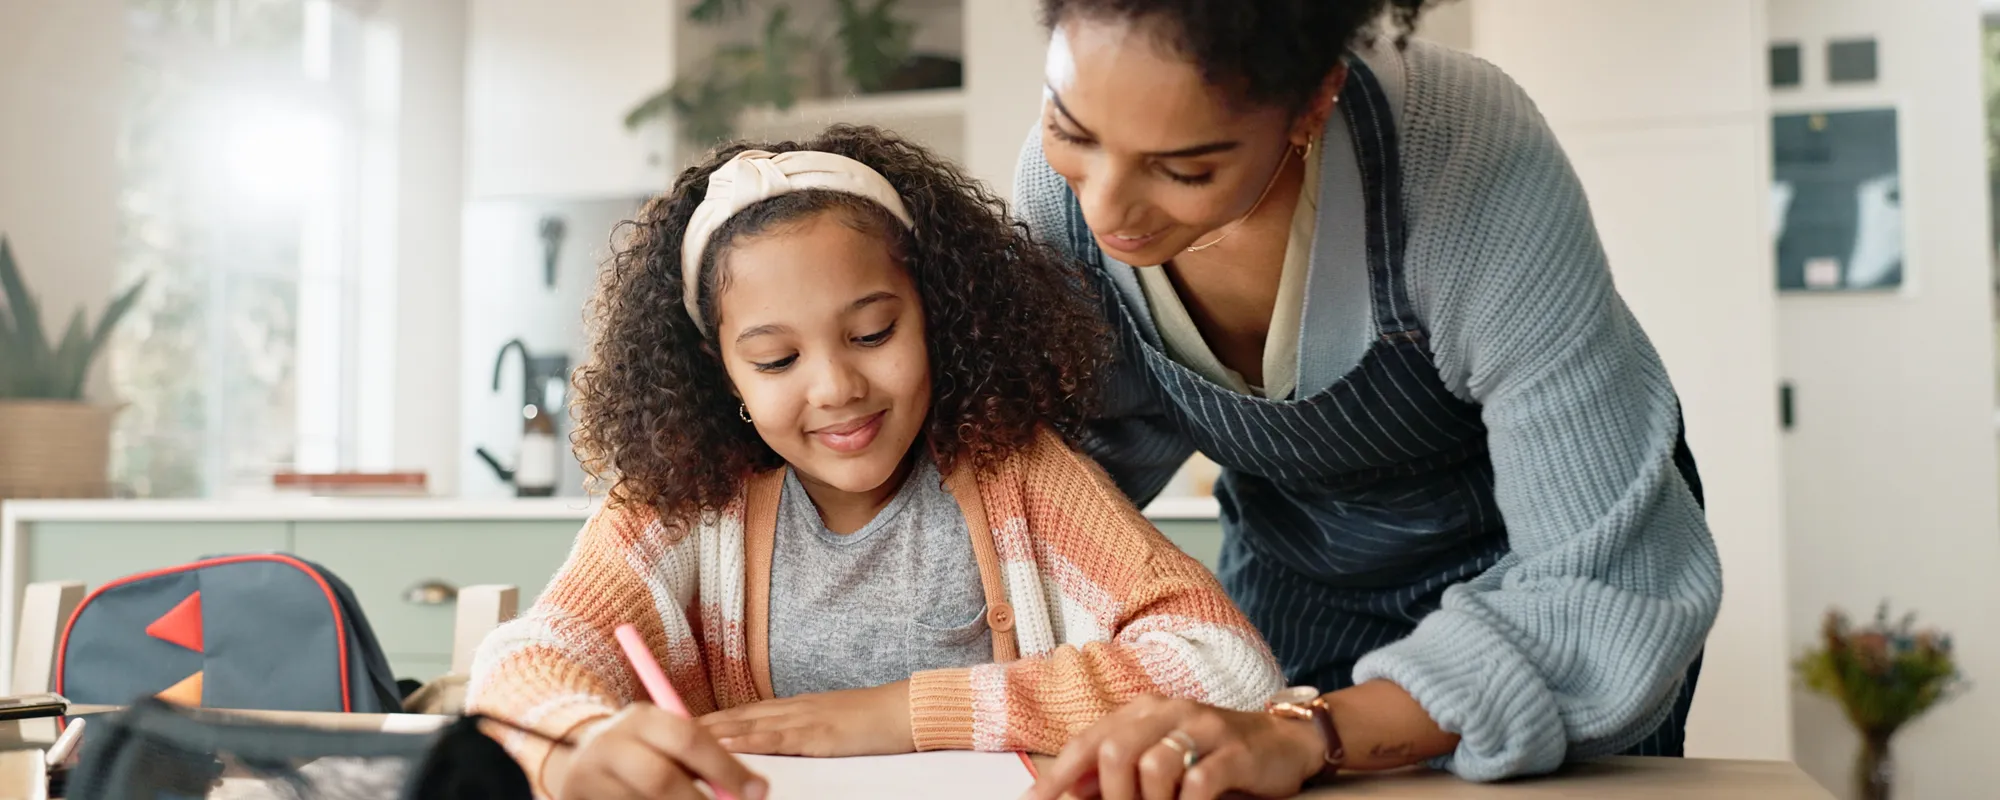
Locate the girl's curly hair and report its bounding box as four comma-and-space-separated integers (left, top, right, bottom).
573, 125, 1110, 519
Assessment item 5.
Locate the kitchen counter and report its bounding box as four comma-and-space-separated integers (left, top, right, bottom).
0, 494, 1220, 523
0, 494, 1221, 687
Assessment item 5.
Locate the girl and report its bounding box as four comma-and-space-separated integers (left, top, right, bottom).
466, 126, 1282, 800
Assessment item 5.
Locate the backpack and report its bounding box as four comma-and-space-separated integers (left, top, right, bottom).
56, 553, 403, 713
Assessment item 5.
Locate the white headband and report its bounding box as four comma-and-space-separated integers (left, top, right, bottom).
680, 149, 915, 332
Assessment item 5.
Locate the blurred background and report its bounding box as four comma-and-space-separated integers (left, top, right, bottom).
4, 0, 2000, 796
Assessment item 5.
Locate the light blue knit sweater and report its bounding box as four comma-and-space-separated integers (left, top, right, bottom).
1011, 38, 1723, 780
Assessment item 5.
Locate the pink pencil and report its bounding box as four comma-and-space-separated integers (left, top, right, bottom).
615, 623, 739, 800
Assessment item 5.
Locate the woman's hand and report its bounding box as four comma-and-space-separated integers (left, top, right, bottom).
551, 704, 768, 800
699, 681, 915, 757
1024, 695, 1327, 800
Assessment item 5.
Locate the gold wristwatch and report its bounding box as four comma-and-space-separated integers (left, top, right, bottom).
1265, 686, 1345, 780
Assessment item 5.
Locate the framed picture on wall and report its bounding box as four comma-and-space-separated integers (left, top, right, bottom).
1771, 108, 1904, 291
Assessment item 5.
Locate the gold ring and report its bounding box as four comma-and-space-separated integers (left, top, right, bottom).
1158, 729, 1199, 769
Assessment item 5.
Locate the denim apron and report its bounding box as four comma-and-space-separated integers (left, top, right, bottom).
1062, 56, 1703, 757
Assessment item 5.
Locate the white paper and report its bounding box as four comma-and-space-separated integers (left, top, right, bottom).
737, 751, 1035, 800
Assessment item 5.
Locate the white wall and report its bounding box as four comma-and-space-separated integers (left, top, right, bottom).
398, 0, 470, 494
964, 0, 1049, 199
458, 196, 642, 499
1470, 0, 1795, 761
1767, 2, 2000, 797
463, 0, 673, 201
0, 0, 122, 401
1414, 1, 1473, 52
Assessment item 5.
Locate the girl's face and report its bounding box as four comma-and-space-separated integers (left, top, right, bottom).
1039, 15, 1323, 267
714, 210, 932, 500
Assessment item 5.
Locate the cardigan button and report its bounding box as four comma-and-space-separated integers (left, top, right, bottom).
988, 603, 1015, 632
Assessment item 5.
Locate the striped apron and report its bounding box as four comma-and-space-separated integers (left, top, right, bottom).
1063, 57, 1703, 757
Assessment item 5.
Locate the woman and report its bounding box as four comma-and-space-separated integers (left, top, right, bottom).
1012, 1, 1722, 798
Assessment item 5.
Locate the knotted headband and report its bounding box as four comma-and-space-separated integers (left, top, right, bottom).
680, 149, 915, 332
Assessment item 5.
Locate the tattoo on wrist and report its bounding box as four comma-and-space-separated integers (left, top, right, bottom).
1368, 742, 1415, 760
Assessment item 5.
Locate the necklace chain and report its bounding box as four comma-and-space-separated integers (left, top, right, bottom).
1184, 140, 1312, 254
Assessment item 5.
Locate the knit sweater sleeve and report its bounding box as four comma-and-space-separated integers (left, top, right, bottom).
906, 431, 1284, 754
1349, 42, 1724, 780
1012, 130, 1197, 505
464, 504, 704, 794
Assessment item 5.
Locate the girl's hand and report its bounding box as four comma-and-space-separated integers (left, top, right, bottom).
699, 681, 916, 757
553, 704, 768, 800
1023, 695, 1326, 800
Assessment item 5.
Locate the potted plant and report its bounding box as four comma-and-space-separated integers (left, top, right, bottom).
624, 0, 958, 145
1796, 603, 1964, 800
0, 237, 147, 498
626, 1, 811, 145
835, 0, 914, 94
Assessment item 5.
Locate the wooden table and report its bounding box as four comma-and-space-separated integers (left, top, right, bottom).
1291, 757, 1830, 799
17, 709, 1830, 799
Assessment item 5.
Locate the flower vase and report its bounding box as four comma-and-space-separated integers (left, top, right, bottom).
1855, 731, 1894, 800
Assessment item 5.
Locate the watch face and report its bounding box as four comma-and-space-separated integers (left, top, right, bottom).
1267, 686, 1320, 707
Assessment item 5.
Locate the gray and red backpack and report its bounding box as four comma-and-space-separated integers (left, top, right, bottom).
56, 553, 402, 713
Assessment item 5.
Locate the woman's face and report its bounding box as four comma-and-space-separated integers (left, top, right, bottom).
1039, 15, 1315, 267
714, 210, 932, 500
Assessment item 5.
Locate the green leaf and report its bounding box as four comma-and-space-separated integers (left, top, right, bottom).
624, 87, 678, 131
688, 0, 748, 24
0, 301, 19, 396
836, 0, 914, 93
0, 237, 50, 367
0, 236, 146, 400
52, 311, 89, 399
80, 276, 147, 395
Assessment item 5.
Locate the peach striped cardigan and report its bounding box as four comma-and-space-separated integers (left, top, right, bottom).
466, 428, 1282, 788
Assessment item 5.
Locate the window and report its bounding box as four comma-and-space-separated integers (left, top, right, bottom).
113, 0, 365, 497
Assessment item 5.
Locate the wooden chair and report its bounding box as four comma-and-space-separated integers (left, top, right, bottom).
450, 584, 518, 674
10, 581, 83, 697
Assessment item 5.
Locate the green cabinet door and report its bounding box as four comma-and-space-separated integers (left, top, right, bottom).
291, 520, 582, 679
25, 521, 292, 595
1154, 520, 1224, 571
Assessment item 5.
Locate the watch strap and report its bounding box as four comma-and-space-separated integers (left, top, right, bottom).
1305, 696, 1345, 782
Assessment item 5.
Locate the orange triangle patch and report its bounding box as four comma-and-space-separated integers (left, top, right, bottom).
146, 591, 204, 652
157, 671, 203, 706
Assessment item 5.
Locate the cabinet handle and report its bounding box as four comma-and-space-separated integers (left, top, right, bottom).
403, 580, 459, 605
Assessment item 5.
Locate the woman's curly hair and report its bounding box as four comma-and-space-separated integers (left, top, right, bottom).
1040, 0, 1441, 112
573, 125, 1110, 519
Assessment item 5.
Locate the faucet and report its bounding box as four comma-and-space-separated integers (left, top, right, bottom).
474, 339, 569, 493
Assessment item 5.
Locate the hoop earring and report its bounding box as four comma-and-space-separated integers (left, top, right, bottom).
739, 404, 753, 424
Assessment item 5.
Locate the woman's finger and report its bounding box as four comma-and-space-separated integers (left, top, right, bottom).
1136, 735, 1189, 800
1093, 733, 1144, 800
1024, 724, 1111, 800
630, 707, 769, 800
1177, 743, 1252, 800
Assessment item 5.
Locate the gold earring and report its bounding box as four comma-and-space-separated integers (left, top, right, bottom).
739, 404, 752, 423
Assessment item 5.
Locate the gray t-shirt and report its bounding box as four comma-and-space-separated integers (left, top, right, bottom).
767, 457, 993, 698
